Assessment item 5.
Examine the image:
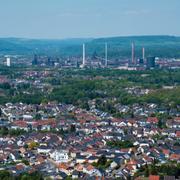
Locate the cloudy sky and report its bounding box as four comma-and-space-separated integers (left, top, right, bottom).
0, 0, 179, 39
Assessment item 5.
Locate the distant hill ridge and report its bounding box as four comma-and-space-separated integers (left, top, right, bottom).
0, 35, 180, 58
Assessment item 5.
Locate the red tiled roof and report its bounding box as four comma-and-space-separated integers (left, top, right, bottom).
16, 164, 24, 170
176, 131, 180, 137
37, 156, 45, 164
76, 164, 83, 171
149, 175, 160, 180
127, 160, 137, 165
147, 117, 158, 124
169, 154, 180, 160
126, 164, 136, 171
58, 163, 69, 170
174, 117, 180, 122
32, 120, 56, 128
86, 164, 95, 171
162, 149, 170, 155
12, 121, 28, 128
111, 118, 123, 123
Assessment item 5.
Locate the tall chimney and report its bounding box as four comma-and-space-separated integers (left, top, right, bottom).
83, 44, 85, 66
142, 47, 145, 60
105, 43, 108, 67
131, 42, 135, 64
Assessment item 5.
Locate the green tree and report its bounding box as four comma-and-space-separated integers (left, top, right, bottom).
0, 170, 12, 180
97, 155, 107, 166
70, 124, 76, 133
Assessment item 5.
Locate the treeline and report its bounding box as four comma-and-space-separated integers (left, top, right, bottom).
0, 69, 179, 108
0, 127, 26, 136
135, 163, 180, 178
0, 171, 43, 180
107, 140, 134, 149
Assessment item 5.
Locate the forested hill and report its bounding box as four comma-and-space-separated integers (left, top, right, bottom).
0, 35, 180, 58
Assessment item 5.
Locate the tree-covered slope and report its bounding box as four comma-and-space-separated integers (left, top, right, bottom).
0, 35, 180, 58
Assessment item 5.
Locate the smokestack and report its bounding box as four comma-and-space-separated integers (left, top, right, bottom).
6, 57, 11, 67
131, 42, 135, 64
105, 43, 108, 67
142, 47, 145, 60
83, 43, 85, 66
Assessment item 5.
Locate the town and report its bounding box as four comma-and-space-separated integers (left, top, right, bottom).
0, 0, 180, 179
0, 65, 179, 179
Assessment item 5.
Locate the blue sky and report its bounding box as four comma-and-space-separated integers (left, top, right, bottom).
0, 0, 179, 39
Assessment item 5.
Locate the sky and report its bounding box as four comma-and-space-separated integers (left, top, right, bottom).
0, 0, 180, 39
